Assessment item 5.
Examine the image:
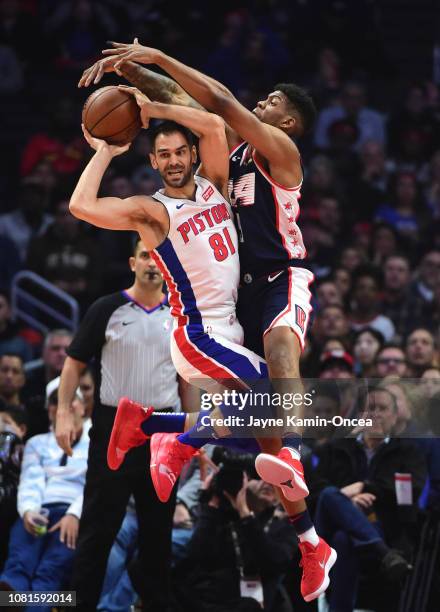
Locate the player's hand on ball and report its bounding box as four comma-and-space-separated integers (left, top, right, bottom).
81, 124, 131, 156
81, 124, 108, 150
103, 38, 161, 72
118, 85, 151, 128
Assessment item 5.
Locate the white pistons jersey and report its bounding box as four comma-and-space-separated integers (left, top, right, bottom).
151, 175, 240, 333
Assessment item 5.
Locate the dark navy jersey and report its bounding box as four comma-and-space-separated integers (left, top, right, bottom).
228, 142, 306, 282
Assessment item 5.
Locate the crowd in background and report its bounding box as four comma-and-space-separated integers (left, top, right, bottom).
1, 1, 440, 610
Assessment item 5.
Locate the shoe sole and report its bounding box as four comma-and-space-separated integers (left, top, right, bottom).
304, 547, 338, 602
107, 397, 131, 470
255, 453, 309, 501
150, 432, 172, 503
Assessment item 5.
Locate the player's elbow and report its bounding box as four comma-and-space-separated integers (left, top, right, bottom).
69, 196, 89, 220
205, 114, 226, 136
69, 196, 82, 216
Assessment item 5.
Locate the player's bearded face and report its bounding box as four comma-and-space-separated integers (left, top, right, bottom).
160, 156, 193, 188
151, 133, 195, 189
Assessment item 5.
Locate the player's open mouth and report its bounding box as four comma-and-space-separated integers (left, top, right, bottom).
168, 169, 184, 177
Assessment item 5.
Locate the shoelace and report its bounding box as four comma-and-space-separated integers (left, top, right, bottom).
166, 440, 196, 473
299, 549, 322, 582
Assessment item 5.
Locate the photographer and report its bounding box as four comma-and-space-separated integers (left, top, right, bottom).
175, 450, 297, 612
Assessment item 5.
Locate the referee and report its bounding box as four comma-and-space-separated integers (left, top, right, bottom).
56, 237, 194, 612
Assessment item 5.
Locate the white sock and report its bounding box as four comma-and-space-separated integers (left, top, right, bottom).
283, 446, 301, 461
298, 527, 320, 547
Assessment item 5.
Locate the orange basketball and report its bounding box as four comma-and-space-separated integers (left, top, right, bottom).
82, 86, 142, 146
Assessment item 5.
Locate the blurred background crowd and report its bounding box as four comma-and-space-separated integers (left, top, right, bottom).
1, 1, 440, 611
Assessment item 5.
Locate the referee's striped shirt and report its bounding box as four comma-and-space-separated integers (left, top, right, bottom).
67, 291, 179, 410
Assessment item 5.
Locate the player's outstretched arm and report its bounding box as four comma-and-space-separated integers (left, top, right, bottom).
103, 41, 298, 175
70, 126, 167, 241
121, 86, 229, 197
79, 38, 202, 111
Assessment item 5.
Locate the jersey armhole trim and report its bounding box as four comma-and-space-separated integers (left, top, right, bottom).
150, 196, 171, 250
229, 141, 245, 157
252, 150, 303, 191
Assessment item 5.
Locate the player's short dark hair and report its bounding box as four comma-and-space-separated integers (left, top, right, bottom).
150, 120, 194, 150
275, 83, 317, 135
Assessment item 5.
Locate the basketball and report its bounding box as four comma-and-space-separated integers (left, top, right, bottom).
82, 85, 142, 146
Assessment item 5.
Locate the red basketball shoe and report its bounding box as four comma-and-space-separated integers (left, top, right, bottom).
107, 397, 154, 470
150, 432, 198, 502
255, 447, 309, 501
299, 537, 337, 602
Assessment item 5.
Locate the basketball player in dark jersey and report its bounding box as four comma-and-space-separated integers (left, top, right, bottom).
79, 42, 333, 602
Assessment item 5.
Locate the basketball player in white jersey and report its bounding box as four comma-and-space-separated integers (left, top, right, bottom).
70, 88, 335, 602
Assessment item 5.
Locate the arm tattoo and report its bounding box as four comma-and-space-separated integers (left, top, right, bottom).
120, 62, 203, 109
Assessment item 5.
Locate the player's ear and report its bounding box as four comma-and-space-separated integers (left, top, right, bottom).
149, 152, 158, 169
191, 145, 197, 164
128, 256, 136, 272
280, 114, 296, 132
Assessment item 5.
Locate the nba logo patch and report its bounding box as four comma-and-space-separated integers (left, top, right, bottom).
163, 319, 171, 331
295, 305, 306, 333
202, 186, 214, 201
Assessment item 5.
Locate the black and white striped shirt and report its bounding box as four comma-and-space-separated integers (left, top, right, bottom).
67, 291, 179, 410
